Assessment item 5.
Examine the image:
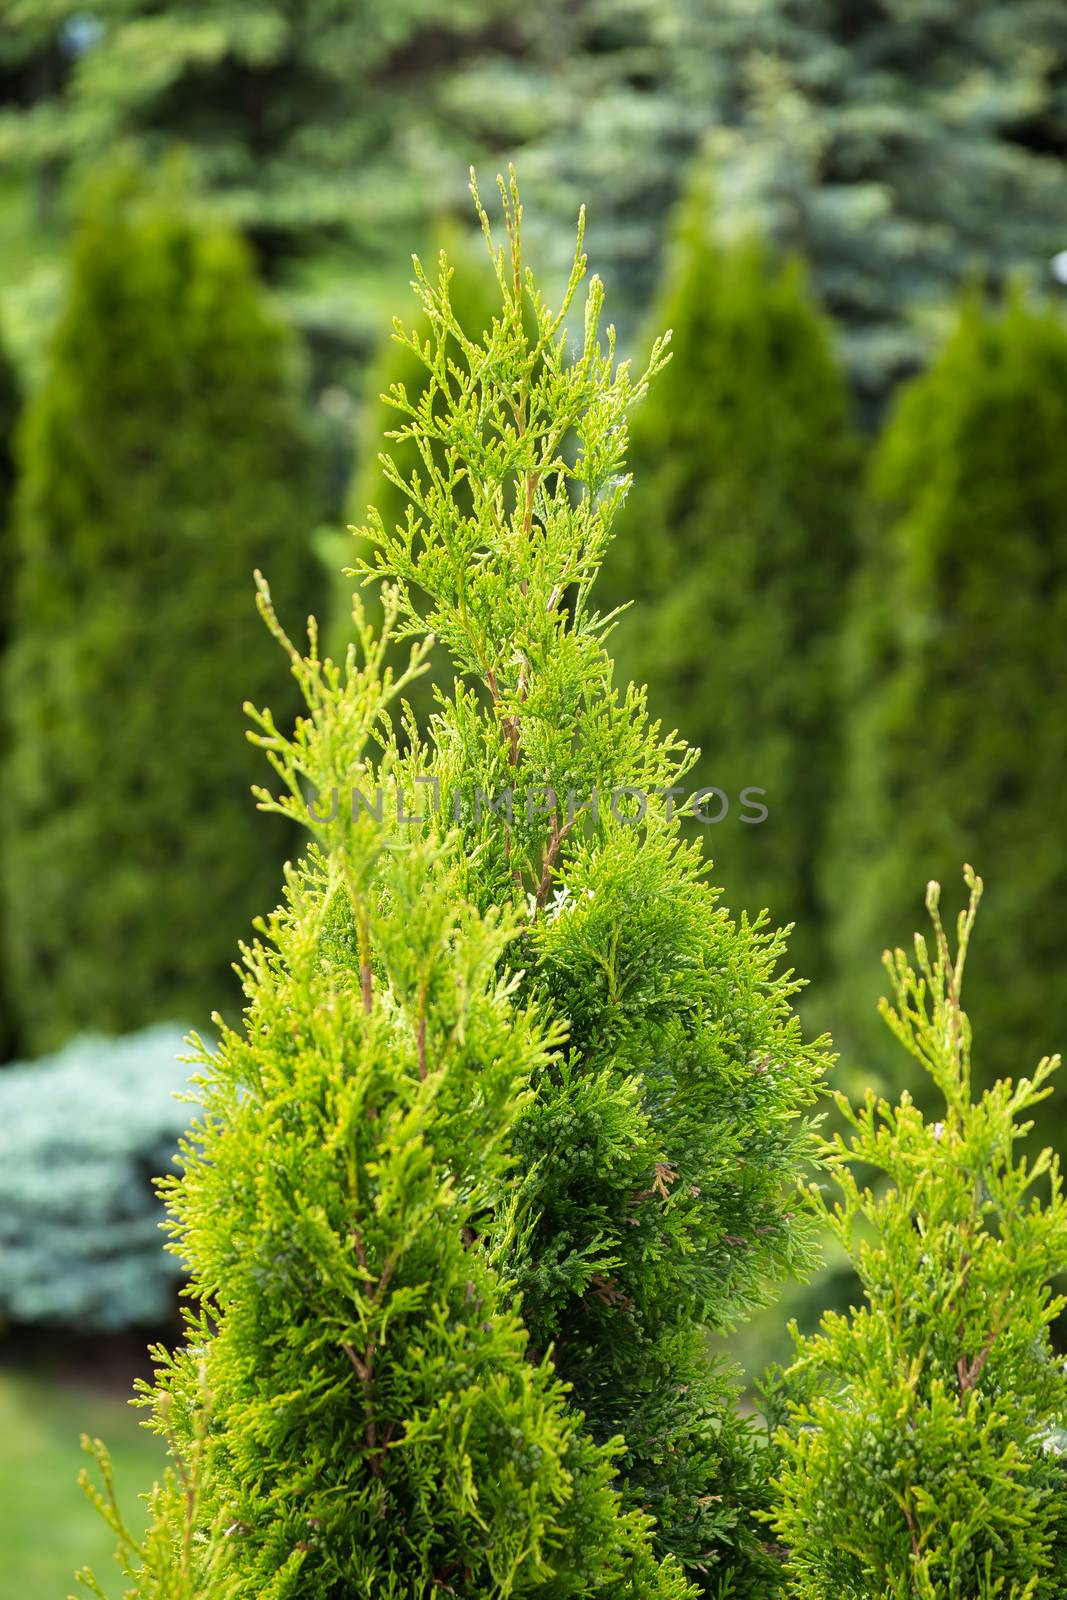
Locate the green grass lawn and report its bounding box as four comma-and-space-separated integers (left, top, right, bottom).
0, 1367, 165, 1598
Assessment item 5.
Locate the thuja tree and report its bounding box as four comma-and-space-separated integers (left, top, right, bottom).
600, 176, 857, 977
823, 295, 1067, 1139
1, 166, 321, 1053
78, 592, 690, 1599
770, 868, 1067, 1597
81, 174, 826, 1598
351, 171, 829, 1591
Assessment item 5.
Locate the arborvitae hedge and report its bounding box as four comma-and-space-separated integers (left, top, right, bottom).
80, 175, 827, 1599
771, 870, 1067, 1596
601, 180, 857, 978
823, 295, 1067, 1147
1, 168, 321, 1055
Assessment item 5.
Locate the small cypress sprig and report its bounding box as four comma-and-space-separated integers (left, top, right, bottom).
770, 866, 1067, 1598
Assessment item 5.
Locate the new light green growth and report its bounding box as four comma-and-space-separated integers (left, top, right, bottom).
771, 867, 1067, 1598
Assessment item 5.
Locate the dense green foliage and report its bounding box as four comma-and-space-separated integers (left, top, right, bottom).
1, 169, 321, 1055
0, 1026, 191, 1331
691, 1, 1067, 392
6, 1, 1066, 381
352, 173, 827, 1591
82, 177, 826, 1598
601, 179, 857, 975
824, 295, 1067, 1144
771, 869, 1067, 1597
80, 601, 692, 1600
0, 319, 16, 575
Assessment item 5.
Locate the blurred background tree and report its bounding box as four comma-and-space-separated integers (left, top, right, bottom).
0, 0, 519, 258
0, 165, 322, 1056
684, 0, 1067, 397
601, 174, 858, 977
823, 293, 1067, 1150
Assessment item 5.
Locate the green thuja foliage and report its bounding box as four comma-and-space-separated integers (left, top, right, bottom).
1, 166, 321, 1053
770, 867, 1067, 1598
824, 295, 1067, 1140
354, 170, 829, 1592
321, 223, 500, 721
600, 177, 857, 977
78, 590, 691, 1600
79, 174, 826, 1599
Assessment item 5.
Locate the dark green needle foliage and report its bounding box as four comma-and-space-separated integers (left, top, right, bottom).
688, 0, 1067, 394
1, 165, 321, 1053
0, 323, 17, 626
824, 295, 1067, 1140
600, 177, 857, 978
0, 0, 520, 268
771, 868, 1067, 1598
78, 591, 692, 1600
355, 170, 829, 1593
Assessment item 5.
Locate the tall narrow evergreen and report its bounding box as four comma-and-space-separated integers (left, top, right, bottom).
824, 295, 1067, 1150
80, 176, 826, 1598
357, 171, 828, 1592
1, 167, 321, 1053
600, 179, 858, 977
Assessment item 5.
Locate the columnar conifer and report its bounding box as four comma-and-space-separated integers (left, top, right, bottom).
79, 592, 690, 1599
823, 295, 1067, 1148
354, 171, 828, 1591
600, 178, 857, 977
80, 174, 826, 1598
2, 166, 321, 1052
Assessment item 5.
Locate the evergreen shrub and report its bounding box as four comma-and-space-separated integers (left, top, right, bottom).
78, 172, 828, 1599
0, 323, 20, 1058
824, 294, 1067, 1147
601, 177, 857, 976
0, 1025, 191, 1331
2, 165, 322, 1054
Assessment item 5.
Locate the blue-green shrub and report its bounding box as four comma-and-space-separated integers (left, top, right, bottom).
0, 1026, 193, 1331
